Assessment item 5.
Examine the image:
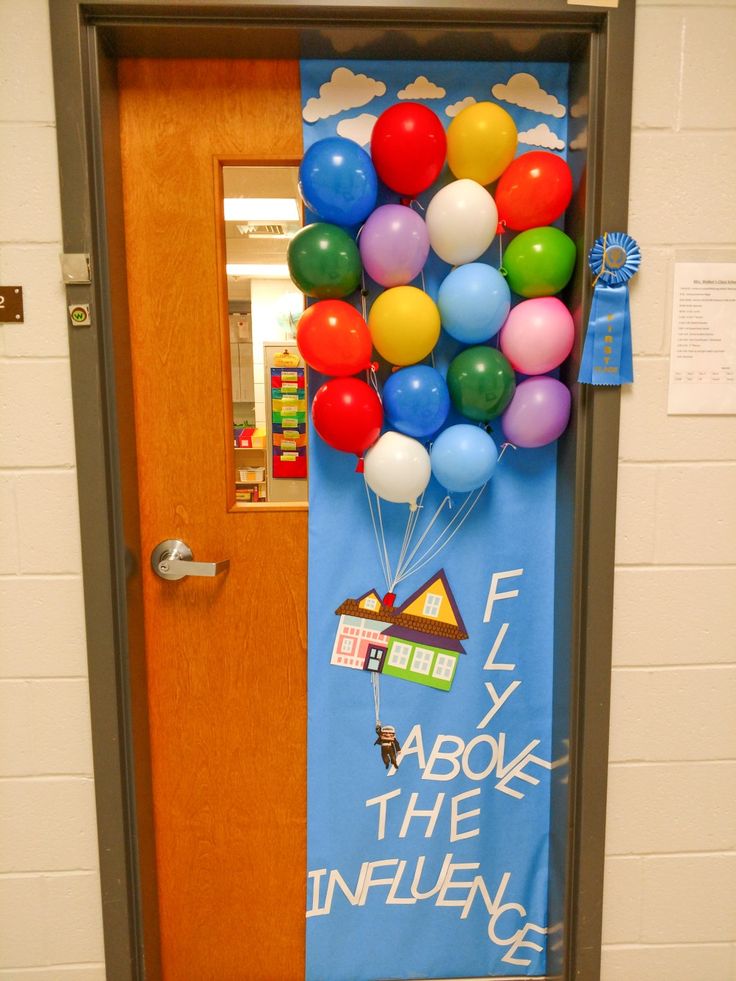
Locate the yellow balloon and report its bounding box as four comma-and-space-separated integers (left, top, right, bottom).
368, 286, 440, 366
447, 102, 518, 185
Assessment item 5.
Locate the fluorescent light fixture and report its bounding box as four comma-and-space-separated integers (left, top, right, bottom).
224, 198, 300, 222
226, 263, 291, 278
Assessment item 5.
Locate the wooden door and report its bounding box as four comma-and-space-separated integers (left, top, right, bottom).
117, 59, 306, 979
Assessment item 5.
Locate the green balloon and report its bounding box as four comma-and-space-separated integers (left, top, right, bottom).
287, 223, 361, 299
502, 226, 577, 298
447, 346, 516, 422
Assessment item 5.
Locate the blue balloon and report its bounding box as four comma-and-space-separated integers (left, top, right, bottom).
383, 365, 450, 440
437, 263, 511, 344
430, 424, 497, 493
298, 137, 378, 227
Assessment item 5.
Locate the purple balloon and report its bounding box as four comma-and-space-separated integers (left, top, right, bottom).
359, 204, 430, 288
501, 376, 571, 448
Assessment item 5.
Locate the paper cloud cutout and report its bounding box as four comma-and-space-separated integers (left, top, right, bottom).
445, 96, 477, 118
518, 123, 565, 151
303, 67, 386, 123
569, 128, 587, 151
398, 76, 446, 100
492, 73, 566, 118
570, 94, 588, 119
336, 113, 377, 147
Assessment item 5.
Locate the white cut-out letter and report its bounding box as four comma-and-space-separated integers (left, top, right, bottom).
399, 791, 446, 838
483, 570, 524, 622
483, 622, 515, 670
477, 680, 521, 729
423, 734, 464, 781
450, 788, 482, 842
365, 787, 402, 840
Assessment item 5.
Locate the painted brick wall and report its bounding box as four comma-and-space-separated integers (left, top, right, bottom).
0, 1, 734, 978
0, 0, 105, 976
600, 0, 736, 978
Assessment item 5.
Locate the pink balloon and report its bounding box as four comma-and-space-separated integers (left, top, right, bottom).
359, 204, 430, 288
501, 376, 571, 448
499, 297, 574, 375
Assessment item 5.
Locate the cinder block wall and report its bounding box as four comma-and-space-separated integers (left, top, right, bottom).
600, 0, 736, 978
0, 0, 734, 978
0, 0, 106, 977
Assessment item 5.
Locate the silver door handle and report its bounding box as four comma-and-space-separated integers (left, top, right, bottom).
151, 539, 230, 581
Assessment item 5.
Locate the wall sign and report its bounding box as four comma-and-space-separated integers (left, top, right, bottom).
0, 286, 23, 323
668, 260, 736, 415
302, 58, 571, 980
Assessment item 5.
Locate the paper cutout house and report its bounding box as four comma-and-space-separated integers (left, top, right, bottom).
331, 570, 468, 692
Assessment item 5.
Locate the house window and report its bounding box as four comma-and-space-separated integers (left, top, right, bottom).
340, 637, 355, 654
363, 596, 378, 611
423, 593, 442, 618
411, 647, 433, 675
433, 653, 455, 681
388, 642, 412, 669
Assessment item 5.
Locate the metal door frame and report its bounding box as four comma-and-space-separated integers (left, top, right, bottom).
48, 3, 636, 978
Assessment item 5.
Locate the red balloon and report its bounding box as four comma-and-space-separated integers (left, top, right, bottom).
311, 377, 383, 462
495, 152, 573, 231
297, 300, 372, 376
371, 103, 447, 198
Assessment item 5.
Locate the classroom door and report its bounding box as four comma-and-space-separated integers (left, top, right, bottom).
117, 59, 306, 980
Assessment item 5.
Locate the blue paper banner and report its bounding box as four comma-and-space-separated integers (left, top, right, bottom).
303, 59, 570, 980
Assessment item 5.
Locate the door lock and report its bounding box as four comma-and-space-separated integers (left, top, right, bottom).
151, 539, 230, 581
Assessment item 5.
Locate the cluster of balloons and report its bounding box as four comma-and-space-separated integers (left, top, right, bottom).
289, 99, 577, 507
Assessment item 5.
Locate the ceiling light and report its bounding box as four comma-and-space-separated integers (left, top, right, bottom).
224, 198, 300, 222
226, 263, 291, 278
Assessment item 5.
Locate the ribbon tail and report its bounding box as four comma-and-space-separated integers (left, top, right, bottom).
578, 283, 633, 386
618, 289, 634, 383
577, 289, 599, 384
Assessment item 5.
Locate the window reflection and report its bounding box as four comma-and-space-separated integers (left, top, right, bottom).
223, 166, 308, 506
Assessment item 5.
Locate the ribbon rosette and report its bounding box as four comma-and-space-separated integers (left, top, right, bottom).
578, 232, 640, 385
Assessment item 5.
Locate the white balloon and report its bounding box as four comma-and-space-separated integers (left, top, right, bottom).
425, 178, 498, 266
363, 431, 431, 511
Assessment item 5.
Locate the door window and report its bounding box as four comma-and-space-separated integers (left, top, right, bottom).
222, 165, 308, 507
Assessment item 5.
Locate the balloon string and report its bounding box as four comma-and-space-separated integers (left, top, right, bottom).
410, 199, 426, 214
391, 508, 416, 593
376, 496, 393, 589
398, 493, 473, 582
498, 230, 504, 269
390, 494, 424, 592
364, 480, 391, 589
360, 269, 369, 322
393, 495, 450, 585
368, 363, 381, 396
498, 441, 517, 463
371, 672, 380, 725
402, 481, 488, 578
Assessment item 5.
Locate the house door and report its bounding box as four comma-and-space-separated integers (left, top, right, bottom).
365, 644, 387, 672
117, 59, 306, 979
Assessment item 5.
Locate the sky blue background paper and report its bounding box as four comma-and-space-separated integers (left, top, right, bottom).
302, 59, 570, 980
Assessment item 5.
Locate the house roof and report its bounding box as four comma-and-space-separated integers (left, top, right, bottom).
395, 569, 468, 636
335, 569, 469, 644
383, 623, 465, 654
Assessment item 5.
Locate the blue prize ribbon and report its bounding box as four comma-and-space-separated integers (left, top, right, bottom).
578, 232, 640, 386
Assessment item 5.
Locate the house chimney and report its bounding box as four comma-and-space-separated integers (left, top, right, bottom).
382, 592, 396, 608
